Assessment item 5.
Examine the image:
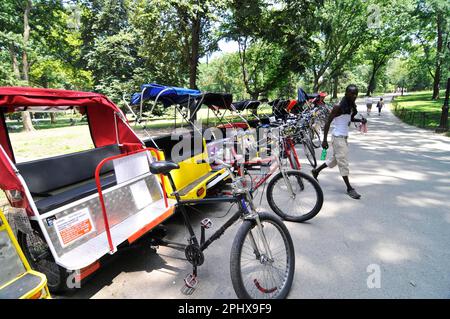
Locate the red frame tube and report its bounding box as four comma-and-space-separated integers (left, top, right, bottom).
94, 147, 167, 253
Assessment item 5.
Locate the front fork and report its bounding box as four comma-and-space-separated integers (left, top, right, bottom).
276, 153, 297, 198
241, 196, 274, 262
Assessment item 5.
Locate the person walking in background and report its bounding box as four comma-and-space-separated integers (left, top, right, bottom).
365, 96, 372, 116
376, 97, 384, 116
311, 84, 367, 200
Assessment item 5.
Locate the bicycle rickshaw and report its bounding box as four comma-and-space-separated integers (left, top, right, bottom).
126, 84, 297, 298
132, 85, 323, 223
0, 87, 177, 292
128, 83, 232, 201
0, 208, 51, 299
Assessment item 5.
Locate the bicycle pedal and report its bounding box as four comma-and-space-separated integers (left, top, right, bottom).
181, 274, 198, 295
200, 218, 212, 229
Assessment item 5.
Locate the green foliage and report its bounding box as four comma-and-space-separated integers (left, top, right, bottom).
198, 52, 247, 99
392, 91, 446, 129
0, 0, 447, 118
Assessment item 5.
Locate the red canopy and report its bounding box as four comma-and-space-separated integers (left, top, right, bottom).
0, 87, 143, 212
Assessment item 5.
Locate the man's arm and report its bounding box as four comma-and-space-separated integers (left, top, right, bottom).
351, 107, 366, 123
322, 104, 340, 149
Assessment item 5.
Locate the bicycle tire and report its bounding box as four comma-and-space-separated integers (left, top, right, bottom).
302, 139, 317, 168
18, 230, 72, 293
230, 212, 295, 299
266, 170, 324, 222
310, 126, 322, 149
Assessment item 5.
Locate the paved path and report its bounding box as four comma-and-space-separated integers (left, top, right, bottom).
66, 95, 450, 299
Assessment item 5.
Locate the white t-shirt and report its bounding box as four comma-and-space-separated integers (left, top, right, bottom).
332, 113, 351, 137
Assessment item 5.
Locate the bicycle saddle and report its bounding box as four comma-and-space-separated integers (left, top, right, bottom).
150, 161, 180, 175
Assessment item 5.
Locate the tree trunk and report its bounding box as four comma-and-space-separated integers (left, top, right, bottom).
432, 12, 443, 100
366, 65, 378, 97
22, 0, 35, 132
22, 0, 31, 83
436, 77, 449, 132
50, 113, 56, 124
313, 76, 320, 92
332, 76, 338, 99
189, 15, 200, 90
9, 43, 21, 80
188, 13, 200, 122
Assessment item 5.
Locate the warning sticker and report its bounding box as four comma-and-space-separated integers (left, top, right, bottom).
54, 208, 95, 248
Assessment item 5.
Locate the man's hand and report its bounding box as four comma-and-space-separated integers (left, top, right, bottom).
322, 140, 329, 149
361, 117, 367, 124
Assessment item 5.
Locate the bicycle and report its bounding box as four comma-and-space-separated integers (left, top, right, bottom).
149, 157, 295, 299
225, 124, 323, 223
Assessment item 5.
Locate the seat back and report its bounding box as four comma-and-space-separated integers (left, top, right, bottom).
17, 144, 121, 195
144, 132, 211, 192
144, 132, 204, 163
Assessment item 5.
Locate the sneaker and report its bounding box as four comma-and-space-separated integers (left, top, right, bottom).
347, 189, 361, 199
311, 169, 319, 181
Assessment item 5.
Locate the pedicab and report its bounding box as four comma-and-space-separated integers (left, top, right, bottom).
211, 99, 260, 130
127, 83, 231, 201
0, 208, 51, 299
297, 87, 329, 110
0, 87, 176, 292
199, 94, 324, 222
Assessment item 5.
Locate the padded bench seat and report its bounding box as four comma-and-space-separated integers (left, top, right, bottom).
34, 174, 117, 214
16, 144, 122, 214
144, 132, 227, 200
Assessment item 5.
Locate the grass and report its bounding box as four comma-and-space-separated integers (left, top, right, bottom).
392, 90, 449, 136
1, 125, 95, 206
9, 125, 95, 162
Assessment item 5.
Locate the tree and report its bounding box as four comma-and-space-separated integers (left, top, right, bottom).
362, 0, 416, 96
0, 0, 74, 131
414, 0, 450, 99
129, 0, 227, 91
20, 0, 34, 131
198, 52, 247, 100
222, 0, 315, 99
307, 0, 372, 92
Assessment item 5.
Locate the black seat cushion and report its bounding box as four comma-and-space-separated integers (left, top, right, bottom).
144, 131, 204, 163
17, 144, 121, 195
34, 174, 117, 214
150, 161, 180, 175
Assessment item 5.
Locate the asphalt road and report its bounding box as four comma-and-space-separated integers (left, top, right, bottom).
64, 94, 450, 299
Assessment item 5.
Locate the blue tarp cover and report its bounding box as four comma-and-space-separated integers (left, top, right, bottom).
297, 87, 308, 104
130, 83, 202, 107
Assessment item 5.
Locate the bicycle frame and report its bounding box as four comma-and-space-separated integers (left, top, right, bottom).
163, 159, 272, 254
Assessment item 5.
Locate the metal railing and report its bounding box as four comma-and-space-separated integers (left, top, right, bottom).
393, 104, 448, 129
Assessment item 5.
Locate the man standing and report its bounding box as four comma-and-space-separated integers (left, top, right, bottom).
311, 84, 366, 199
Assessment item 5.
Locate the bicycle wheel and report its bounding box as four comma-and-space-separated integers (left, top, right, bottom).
267, 170, 323, 222
230, 212, 295, 299
310, 126, 322, 149
18, 229, 71, 293
302, 139, 317, 168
